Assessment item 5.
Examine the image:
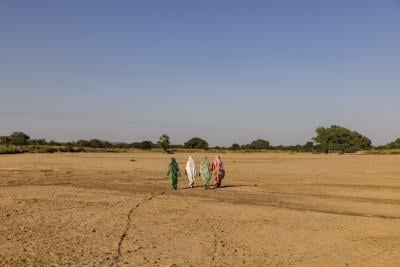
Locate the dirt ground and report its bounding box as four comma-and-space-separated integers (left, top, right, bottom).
1, 152, 400, 266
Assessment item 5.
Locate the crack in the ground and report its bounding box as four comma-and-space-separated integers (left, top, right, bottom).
208, 215, 225, 264
212, 235, 228, 264
20, 238, 27, 267
111, 191, 165, 267
211, 235, 220, 262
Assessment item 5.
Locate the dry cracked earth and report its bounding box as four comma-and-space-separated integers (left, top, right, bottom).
1, 152, 400, 266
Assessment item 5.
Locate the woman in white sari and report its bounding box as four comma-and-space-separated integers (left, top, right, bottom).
185, 156, 196, 188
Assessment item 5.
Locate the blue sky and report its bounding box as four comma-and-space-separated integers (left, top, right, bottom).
1, 0, 399, 146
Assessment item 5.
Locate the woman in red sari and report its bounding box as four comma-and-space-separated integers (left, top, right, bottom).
211, 156, 225, 188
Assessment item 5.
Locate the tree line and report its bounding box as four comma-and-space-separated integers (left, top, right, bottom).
1, 125, 399, 154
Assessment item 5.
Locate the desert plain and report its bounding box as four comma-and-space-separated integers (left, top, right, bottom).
1, 152, 400, 266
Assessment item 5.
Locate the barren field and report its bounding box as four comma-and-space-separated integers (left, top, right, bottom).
1, 152, 400, 266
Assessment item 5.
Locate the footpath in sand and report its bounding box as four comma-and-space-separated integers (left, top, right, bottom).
1, 152, 400, 266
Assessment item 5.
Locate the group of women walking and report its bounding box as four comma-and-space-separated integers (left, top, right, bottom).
167, 156, 225, 190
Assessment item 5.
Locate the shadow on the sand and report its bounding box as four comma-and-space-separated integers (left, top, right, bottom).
181, 185, 206, 190
181, 184, 248, 190
219, 184, 247, 189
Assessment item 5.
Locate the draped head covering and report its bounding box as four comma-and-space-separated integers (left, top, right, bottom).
168, 157, 180, 177
185, 156, 196, 180
200, 157, 211, 183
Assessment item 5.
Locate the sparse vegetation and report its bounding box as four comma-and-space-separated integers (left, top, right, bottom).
0, 136, 11, 148
0, 127, 395, 155
242, 139, 270, 150
132, 141, 154, 150
375, 138, 400, 150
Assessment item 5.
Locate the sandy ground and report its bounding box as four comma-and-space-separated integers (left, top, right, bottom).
1, 152, 400, 266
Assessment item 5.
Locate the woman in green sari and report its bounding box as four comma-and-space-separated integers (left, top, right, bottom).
199, 157, 212, 189
167, 157, 180, 190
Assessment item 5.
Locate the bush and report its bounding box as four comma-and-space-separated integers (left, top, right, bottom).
0, 146, 23, 154
132, 141, 154, 150
184, 137, 209, 149
230, 143, 241, 150
384, 138, 400, 149
242, 139, 270, 150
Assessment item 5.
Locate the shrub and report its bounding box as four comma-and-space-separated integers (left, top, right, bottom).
184, 137, 209, 149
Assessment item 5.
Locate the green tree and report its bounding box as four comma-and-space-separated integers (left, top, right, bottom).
91, 139, 102, 148
29, 139, 47, 146
385, 138, 400, 149
76, 140, 90, 147
230, 143, 241, 150
48, 140, 61, 146
140, 141, 154, 150
248, 139, 270, 150
302, 141, 314, 152
102, 141, 112, 148
313, 127, 330, 153
9, 132, 30, 148
88, 139, 111, 148
113, 142, 131, 149
158, 134, 170, 152
0, 136, 11, 148
313, 125, 371, 154
184, 137, 209, 149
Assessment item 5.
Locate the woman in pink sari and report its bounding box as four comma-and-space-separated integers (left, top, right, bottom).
211, 156, 225, 188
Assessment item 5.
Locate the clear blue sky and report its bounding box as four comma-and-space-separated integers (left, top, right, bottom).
1, 0, 399, 146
